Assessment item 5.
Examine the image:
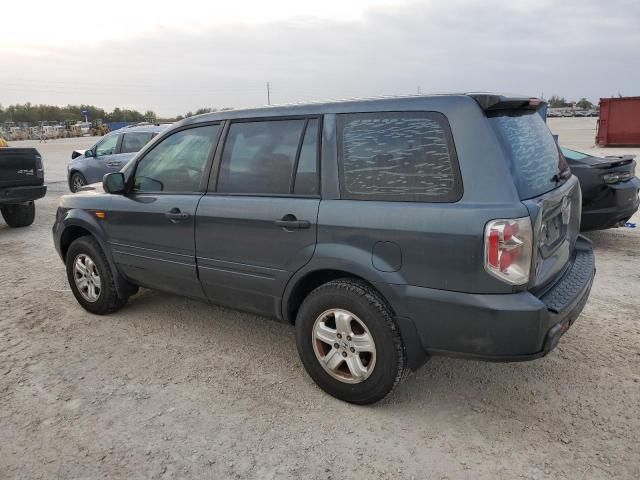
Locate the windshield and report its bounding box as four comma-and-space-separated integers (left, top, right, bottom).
489, 110, 568, 199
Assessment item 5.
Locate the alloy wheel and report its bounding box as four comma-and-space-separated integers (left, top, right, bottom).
73, 253, 101, 302
312, 308, 377, 384
72, 175, 85, 192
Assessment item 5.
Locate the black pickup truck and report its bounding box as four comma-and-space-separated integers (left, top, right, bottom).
0, 148, 47, 227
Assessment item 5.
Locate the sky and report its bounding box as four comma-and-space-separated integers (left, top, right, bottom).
1, 0, 638, 117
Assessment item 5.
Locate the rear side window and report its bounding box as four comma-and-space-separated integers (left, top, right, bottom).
337, 112, 462, 202
217, 119, 310, 195
121, 132, 153, 153
489, 111, 568, 199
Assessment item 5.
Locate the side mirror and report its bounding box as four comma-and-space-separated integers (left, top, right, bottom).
84, 149, 94, 158
103, 172, 125, 194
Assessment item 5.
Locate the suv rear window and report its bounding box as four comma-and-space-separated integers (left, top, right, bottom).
489, 110, 568, 199
337, 112, 462, 202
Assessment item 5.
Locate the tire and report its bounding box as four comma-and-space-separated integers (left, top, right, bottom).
295, 279, 407, 404
1, 202, 35, 227
66, 236, 129, 315
70, 172, 87, 193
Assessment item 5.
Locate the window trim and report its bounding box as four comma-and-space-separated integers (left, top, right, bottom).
290, 118, 309, 193
336, 111, 463, 203
207, 115, 322, 198
292, 117, 322, 196
115, 133, 124, 155
127, 122, 222, 195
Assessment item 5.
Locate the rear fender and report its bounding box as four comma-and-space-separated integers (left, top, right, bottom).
281, 244, 429, 370
282, 244, 407, 313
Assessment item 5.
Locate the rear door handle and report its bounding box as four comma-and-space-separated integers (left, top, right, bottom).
275, 216, 310, 229
106, 161, 121, 167
165, 208, 190, 222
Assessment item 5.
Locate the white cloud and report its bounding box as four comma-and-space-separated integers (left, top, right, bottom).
0, 0, 394, 47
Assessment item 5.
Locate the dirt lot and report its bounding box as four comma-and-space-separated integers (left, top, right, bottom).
1, 119, 639, 479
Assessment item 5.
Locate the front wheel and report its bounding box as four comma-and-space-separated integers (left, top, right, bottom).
69, 172, 86, 192
1, 202, 35, 227
66, 236, 129, 314
295, 279, 407, 404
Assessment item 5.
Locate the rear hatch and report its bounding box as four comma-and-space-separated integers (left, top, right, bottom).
488, 107, 581, 290
0, 148, 45, 188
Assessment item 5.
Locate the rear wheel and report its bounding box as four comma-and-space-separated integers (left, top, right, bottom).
66, 236, 129, 314
295, 279, 406, 404
1, 202, 35, 227
70, 172, 86, 192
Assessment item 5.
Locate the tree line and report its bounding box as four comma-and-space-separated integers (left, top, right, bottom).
0, 103, 230, 124
175, 107, 233, 121
547, 96, 595, 110
0, 103, 158, 123
3, 98, 598, 121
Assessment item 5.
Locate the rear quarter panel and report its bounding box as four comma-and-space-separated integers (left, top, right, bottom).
316, 98, 528, 294
316, 200, 527, 293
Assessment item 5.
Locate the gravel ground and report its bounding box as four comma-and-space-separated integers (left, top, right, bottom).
1, 120, 639, 479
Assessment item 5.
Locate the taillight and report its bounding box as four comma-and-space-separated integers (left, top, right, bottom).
602, 171, 632, 184
484, 217, 533, 285
35, 154, 44, 179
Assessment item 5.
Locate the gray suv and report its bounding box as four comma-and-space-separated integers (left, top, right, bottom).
67, 124, 166, 192
53, 94, 596, 404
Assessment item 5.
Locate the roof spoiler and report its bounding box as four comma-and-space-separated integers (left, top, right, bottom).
469, 94, 545, 111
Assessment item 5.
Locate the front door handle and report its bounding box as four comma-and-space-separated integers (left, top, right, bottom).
106, 161, 122, 167
165, 208, 190, 222
275, 215, 310, 230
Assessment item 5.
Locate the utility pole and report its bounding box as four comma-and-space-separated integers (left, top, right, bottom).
266, 82, 271, 105
417, 85, 421, 95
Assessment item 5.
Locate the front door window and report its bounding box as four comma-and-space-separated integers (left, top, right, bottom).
95, 134, 119, 157
133, 125, 220, 193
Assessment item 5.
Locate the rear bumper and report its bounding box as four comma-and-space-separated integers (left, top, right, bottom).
0, 185, 47, 205
388, 236, 595, 363
581, 177, 640, 230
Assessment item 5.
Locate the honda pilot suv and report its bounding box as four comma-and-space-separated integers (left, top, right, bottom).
53, 94, 595, 404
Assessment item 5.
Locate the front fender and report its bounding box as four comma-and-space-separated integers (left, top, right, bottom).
56, 208, 110, 259
53, 206, 136, 298
67, 157, 88, 179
